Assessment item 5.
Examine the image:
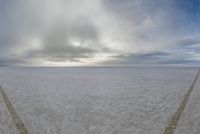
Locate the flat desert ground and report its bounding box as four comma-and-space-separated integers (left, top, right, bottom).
0, 67, 199, 134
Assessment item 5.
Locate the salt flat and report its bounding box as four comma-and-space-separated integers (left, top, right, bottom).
175, 69, 200, 134
0, 67, 198, 134
0, 87, 18, 133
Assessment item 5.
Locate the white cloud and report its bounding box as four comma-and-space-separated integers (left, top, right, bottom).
0, 0, 199, 66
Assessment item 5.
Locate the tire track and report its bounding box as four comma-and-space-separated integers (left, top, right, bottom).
0, 86, 29, 134
163, 69, 200, 134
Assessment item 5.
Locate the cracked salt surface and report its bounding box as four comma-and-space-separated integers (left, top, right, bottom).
0, 67, 198, 134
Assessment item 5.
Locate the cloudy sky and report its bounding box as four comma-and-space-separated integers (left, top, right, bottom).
0, 0, 200, 66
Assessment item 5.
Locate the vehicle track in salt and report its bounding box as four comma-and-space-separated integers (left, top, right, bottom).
0, 86, 29, 134
163, 69, 200, 134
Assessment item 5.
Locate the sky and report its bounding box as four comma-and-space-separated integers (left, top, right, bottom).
0, 0, 200, 66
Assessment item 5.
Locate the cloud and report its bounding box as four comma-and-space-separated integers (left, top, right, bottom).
25, 18, 100, 63
106, 36, 200, 65
0, 0, 109, 66
0, 0, 199, 66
